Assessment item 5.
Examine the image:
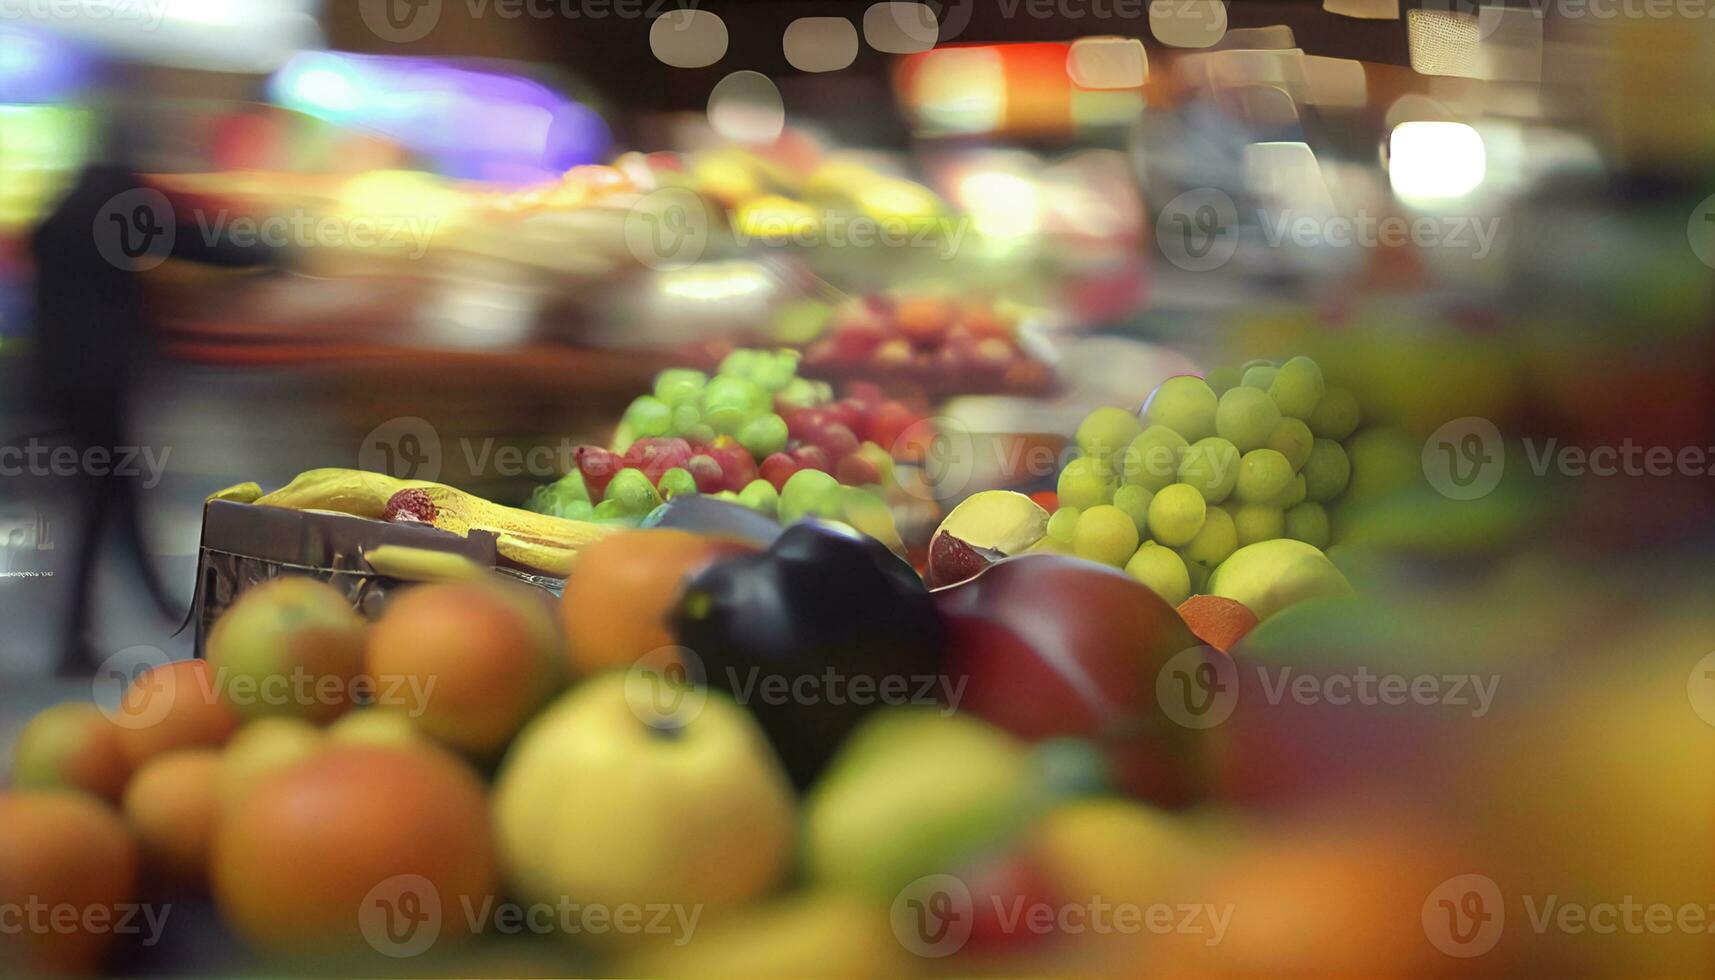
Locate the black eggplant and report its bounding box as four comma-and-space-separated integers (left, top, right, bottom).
670, 521, 946, 789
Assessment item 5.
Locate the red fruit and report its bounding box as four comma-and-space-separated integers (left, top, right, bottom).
812, 423, 860, 461
624, 437, 694, 483
962, 854, 1060, 953
802, 338, 837, 366
973, 338, 1016, 373
1028, 491, 1058, 512
962, 301, 1014, 340
789, 445, 832, 474
759, 453, 801, 492
824, 398, 867, 436
896, 296, 954, 346
844, 381, 885, 407
874, 338, 912, 368
867, 401, 917, 450
686, 455, 725, 493
831, 320, 887, 360
384, 488, 437, 524
834, 452, 882, 487
574, 445, 622, 500
704, 438, 758, 492
785, 408, 830, 443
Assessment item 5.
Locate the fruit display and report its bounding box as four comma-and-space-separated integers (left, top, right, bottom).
793, 293, 1054, 395
1038, 356, 1360, 615
527, 348, 929, 544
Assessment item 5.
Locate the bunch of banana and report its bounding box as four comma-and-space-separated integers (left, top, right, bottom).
214, 469, 613, 577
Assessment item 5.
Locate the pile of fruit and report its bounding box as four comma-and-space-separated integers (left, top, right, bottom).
528, 349, 930, 532
794, 294, 1053, 393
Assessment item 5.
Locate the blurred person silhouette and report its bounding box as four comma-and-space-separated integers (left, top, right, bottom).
28, 80, 279, 675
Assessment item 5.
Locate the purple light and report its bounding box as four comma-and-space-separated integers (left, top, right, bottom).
0, 25, 94, 104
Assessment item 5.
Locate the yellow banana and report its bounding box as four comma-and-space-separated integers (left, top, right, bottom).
253, 469, 432, 519
207, 481, 262, 504
364, 545, 490, 583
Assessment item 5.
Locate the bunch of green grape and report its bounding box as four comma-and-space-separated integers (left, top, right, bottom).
613, 349, 828, 454
1052, 356, 1361, 605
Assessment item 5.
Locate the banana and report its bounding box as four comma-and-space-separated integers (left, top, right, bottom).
492, 535, 580, 578
364, 545, 490, 583
253, 469, 432, 519
401, 485, 613, 553
207, 481, 263, 504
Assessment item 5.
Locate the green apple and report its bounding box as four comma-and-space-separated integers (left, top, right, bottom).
492, 672, 796, 917
803, 708, 1035, 897
1207, 538, 1353, 621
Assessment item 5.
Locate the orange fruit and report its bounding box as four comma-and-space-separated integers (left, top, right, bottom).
0, 792, 139, 975
10, 702, 132, 804
112, 659, 241, 768
123, 748, 223, 884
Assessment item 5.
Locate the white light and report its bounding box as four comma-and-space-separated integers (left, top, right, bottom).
1388, 121, 1485, 201
958, 170, 1041, 240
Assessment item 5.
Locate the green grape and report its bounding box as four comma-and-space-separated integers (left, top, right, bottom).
1275, 473, 1307, 509
1057, 457, 1112, 511
1267, 355, 1326, 419
1307, 386, 1361, 440
658, 467, 698, 500
1215, 386, 1281, 452
1285, 501, 1330, 548
773, 300, 833, 345
1241, 358, 1275, 372
1177, 437, 1240, 503
1142, 376, 1218, 442
778, 468, 841, 524
670, 403, 701, 435
718, 349, 762, 379
1147, 483, 1207, 547
776, 377, 821, 411
1241, 364, 1277, 390
681, 423, 716, 445
1180, 503, 1237, 568
1111, 484, 1153, 536
1232, 503, 1284, 546
610, 420, 636, 454
701, 376, 764, 435
1047, 506, 1082, 545
1204, 365, 1242, 396
738, 413, 789, 459
739, 479, 779, 517
1073, 505, 1140, 568
606, 468, 662, 515
557, 499, 594, 521
1265, 417, 1314, 471
625, 396, 673, 438
592, 498, 629, 521
1124, 542, 1191, 606
549, 469, 589, 504
1076, 407, 1144, 478
1303, 438, 1351, 502
1121, 426, 1188, 491
1234, 449, 1293, 504
654, 369, 708, 407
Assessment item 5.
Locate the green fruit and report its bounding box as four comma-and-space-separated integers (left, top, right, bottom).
1206, 538, 1353, 620
1303, 439, 1351, 502
1121, 426, 1188, 491
1073, 505, 1140, 567
738, 414, 789, 459
1181, 504, 1237, 568
1047, 506, 1082, 544
1184, 557, 1209, 595
1265, 417, 1314, 471
654, 369, 708, 407
717, 349, 762, 379
778, 468, 841, 524
1057, 457, 1112, 511
1232, 504, 1284, 545
738, 479, 779, 517
751, 351, 800, 392
1124, 542, 1191, 606
1111, 484, 1153, 535
593, 499, 628, 521
606, 468, 663, 514
1275, 473, 1308, 509
1215, 386, 1281, 453
1142, 376, 1218, 442
804, 710, 1034, 896
1177, 437, 1240, 503
205, 577, 366, 724
701, 376, 764, 434
1204, 365, 1242, 396
775, 377, 821, 412
670, 403, 702, 435
1234, 449, 1293, 504
1285, 501, 1330, 548
659, 467, 698, 500
1241, 364, 1277, 390
1267, 355, 1326, 419
625, 395, 673, 438
1307, 387, 1360, 440
1076, 407, 1144, 477
1147, 483, 1206, 547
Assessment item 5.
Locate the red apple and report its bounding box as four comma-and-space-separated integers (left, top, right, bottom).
934, 555, 1207, 806
759, 452, 800, 492
789, 445, 832, 474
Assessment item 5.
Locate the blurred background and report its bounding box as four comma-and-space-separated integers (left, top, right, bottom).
1, 0, 1712, 975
